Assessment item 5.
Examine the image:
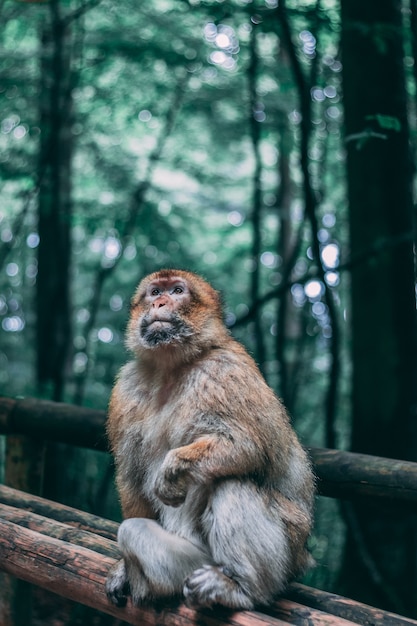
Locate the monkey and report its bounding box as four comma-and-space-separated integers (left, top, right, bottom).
105, 269, 315, 610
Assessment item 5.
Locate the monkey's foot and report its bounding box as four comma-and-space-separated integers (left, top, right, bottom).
128, 575, 151, 605
106, 559, 130, 607
184, 565, 254, 610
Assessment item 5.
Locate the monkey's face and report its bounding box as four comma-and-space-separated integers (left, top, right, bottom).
126, 269, 225, 357
128, 275, 194, 350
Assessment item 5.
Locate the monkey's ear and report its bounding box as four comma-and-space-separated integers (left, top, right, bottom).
130, 288, 147, 310
129, 296, 141, 311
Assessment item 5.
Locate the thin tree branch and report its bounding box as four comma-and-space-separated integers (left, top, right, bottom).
278, 0, 340, 449
233, 226, 415, 330
274, 111, 307, 408
72, 73, 190, 405
61, 0, 103, 29
0, 188, 38, 271
248, 20, 267, 372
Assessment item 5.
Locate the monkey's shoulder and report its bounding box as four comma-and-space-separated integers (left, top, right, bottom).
184, 344, 291, 435
195, 342, 278, 401
200, 339, 260, 373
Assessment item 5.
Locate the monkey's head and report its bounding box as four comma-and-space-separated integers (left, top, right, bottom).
126, 269, 226, 360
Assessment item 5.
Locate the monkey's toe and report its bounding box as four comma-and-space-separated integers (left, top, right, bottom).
106, 579, 130, 607
105, 559, 130, 607
184, 565, 253, 610
107, 590, 128, 607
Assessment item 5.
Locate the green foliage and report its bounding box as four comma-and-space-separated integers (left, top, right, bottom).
366, 114, 402, 132
3, 0, 415, 602
0, 0, 343, 404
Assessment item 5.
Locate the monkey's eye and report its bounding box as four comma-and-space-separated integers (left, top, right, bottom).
173, 287, 183, 294
151, 288, 161, 296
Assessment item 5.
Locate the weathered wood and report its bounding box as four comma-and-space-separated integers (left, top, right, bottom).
267, 600, 359, 625
4, 434, 45, 493
2, 396, 417, 505
0, 396, 107, 451
286, 584, 417, 626
0, 484, 118, 626
3, 417, 46, 626
0, 518, 294, 626
310, 447, 417, 505
0, 484, 119, 540
2, 396, 417, 623
0, 503, 120, 558
1, 396, 417, 505
1, 498, 416, 626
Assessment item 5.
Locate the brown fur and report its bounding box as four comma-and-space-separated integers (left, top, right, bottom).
105, 270, 315, 609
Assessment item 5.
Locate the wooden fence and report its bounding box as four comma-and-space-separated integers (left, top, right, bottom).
0, 395, 417, 626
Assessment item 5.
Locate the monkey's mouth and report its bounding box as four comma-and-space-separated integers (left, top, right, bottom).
140, 318, 175, 343
143, 319, 173, 329
140, 315, 193, 347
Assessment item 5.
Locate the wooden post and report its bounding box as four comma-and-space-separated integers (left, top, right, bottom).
0, 398, 45, 626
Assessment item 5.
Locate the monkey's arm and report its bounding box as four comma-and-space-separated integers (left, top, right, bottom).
154, 432, 271, 507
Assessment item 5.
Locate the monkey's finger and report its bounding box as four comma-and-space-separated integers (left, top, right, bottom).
154, 483, 187, 507
156, 492, 186, 507
184, 565, 217, 585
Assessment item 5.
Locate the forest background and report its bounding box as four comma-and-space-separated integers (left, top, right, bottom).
1, 0, 417, 622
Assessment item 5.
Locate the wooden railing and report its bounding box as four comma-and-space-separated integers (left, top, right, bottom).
1, 395, 417, 506
0, 395, 417, 626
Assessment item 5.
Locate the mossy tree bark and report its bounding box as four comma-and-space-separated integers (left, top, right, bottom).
340, 0, 417, 616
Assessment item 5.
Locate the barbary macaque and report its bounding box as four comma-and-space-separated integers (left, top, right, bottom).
105, 269, 315, 610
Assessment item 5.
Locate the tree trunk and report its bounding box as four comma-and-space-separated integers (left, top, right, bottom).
275, 121, 298, 412
340, 0, 417, 616
248, 23, 267, 373
1, 12, 75, 619
36, 0, 73, 403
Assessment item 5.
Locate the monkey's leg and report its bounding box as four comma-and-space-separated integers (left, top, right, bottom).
185, 480, 303, 609
116, 518, 212, 605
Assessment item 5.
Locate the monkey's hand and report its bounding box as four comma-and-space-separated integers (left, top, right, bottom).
154, 449, 194, 507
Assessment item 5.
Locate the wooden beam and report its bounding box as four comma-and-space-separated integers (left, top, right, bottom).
1, 498, 416, 626
0, 517, 301, 626
0, 503, 120, 558
2, 396, 417, 505
267, 600, 363, 625
310, 447, 417, 505
0, 396, 107, 450
0, 484, 118, 539
287, 583, 417, 626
